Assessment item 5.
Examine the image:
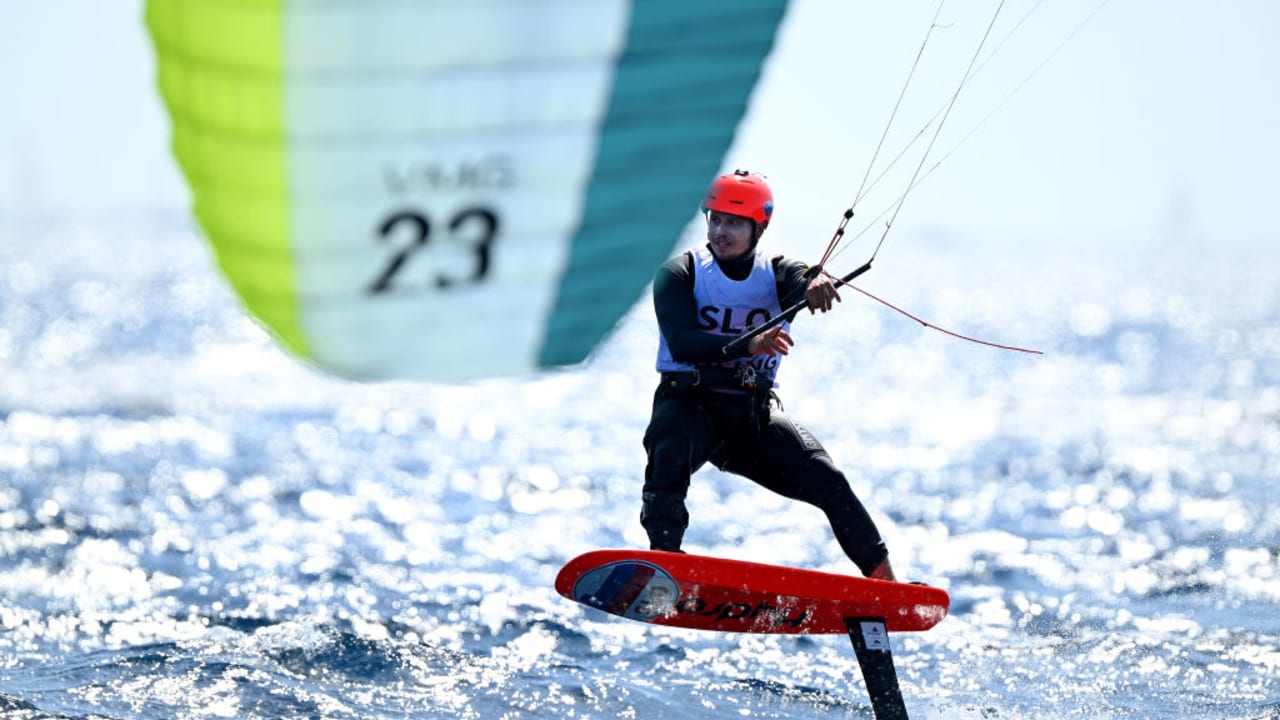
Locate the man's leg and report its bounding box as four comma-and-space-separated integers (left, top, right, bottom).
720, 410, 890, 577
641, 393, 718, 551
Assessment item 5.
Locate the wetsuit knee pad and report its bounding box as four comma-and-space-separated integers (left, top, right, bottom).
640, 491, 689, 528
643, 429, 705, 497
640, 491, 688, 552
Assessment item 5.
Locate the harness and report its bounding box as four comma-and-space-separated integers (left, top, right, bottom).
659, 364, 771, 394
658, 365, 782, 437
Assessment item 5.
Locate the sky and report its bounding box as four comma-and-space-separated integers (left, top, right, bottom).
1, 0, 1278, 258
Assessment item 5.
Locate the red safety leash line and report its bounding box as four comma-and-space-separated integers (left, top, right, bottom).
835, 276, 1043, 355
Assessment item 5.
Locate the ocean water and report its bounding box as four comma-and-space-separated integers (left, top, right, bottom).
1, 214, 1278, 720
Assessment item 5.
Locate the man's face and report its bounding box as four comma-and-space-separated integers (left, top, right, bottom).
706, 210, 759, 261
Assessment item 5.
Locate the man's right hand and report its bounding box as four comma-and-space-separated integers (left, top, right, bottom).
747, 326, 793, 356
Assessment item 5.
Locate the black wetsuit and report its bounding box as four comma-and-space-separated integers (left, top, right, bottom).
641, 247, 889, 576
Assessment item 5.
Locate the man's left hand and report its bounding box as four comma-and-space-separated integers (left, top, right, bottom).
805, 272, 842, 314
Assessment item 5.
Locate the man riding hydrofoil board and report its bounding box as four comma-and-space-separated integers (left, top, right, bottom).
641, 170, 898, 581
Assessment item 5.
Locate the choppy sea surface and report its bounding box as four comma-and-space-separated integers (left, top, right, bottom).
1, 213, 1277, 719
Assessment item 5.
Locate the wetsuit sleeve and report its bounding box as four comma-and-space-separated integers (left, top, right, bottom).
772, 256, 812, 310
653, 255, 752, 363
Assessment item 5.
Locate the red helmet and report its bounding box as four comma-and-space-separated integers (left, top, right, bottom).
702, 170, 774, 227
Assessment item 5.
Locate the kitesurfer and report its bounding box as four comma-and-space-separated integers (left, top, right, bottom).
641, 170, 897, 581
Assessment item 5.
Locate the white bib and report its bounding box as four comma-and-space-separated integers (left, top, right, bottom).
656, 248, 787, 384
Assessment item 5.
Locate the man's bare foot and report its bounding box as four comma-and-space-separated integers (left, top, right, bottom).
868, 558, 897, 582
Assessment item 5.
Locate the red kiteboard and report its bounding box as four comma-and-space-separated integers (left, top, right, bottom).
555, 549, 949, 635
